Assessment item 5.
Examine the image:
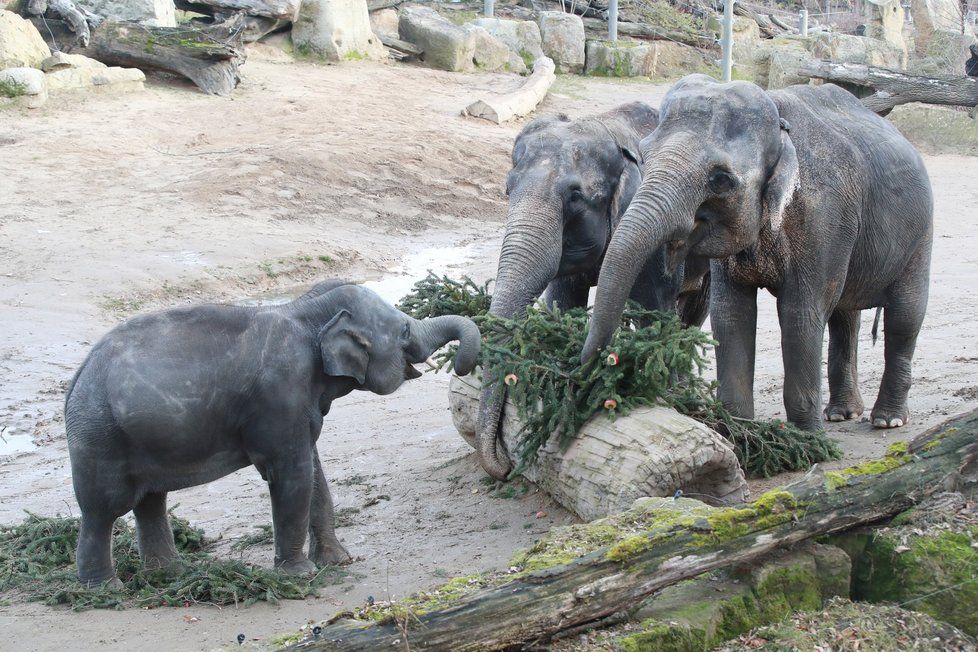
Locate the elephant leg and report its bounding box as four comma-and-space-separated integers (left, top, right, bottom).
711, 266, 758, 419
871, 249, 930, 428
824, 309, 864, 422
265, 445, 316, 575
544, 274, 589, 311
778, 296, 827, 431
70, 440, 131, 588
308, 451, 351, 567
133, 491, 179, 571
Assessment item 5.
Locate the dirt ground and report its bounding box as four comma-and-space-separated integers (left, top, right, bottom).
0, 53, 976, 651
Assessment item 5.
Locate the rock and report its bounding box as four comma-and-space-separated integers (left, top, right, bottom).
753, 33, 904, 89
910, 29, 977, 76
471, 17, 544, 73
399, 5, 472, 71
74, 0, 176, 27
398, 6, 512, 73
44, 64, 144, 94
731, 15, 759, 68
0, 9, 50, 69
911, 0, 966, 51
653, 40, 716, 79
809, 32, 904, 68
850, 491, 978, 636
464, 23, 513, 72
585, 39, 657, 78
886, 104, 978, 157
864, 0, 907, 61
369, 7, 398, 40
624, 543, 852, 651
753, 38, 810, 89
537, 10, 584, 73
292, 0, 384, 62
40, 52, 106, 72
0, 65, 46, 108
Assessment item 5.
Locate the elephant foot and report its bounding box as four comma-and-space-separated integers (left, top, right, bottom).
311, 542, 352, 567
870, 404, 909, 429
823, 402, 864, 422
80, 574, 123, 590
143, 554, 186, 576
275, 557, 317, 576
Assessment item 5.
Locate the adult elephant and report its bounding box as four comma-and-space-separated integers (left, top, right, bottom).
582, 76, 932, 433
65, 280, 480, 586
475, 102, 711, 480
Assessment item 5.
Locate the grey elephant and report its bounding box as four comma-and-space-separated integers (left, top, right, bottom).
582, 76, 932, 433
476, 102, 711, 480
65, 280, 480, 586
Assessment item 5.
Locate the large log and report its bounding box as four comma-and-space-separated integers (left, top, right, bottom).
285, 409, 978, 651
795, 59, 978, 114
30, 17, 246, 96
463, 56, 557, 125
449, 372, 749, 520
174, 0, 298, 20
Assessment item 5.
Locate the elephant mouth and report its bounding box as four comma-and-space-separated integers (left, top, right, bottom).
404, 361, 423, 380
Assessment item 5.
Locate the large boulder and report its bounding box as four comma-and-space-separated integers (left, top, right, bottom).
0, 65, 46, 108
731, 15, 760, 67
293, 0, 384, 62
809, 32, 905, 68
537, 10, 584, 73
399, 6, 512, 72
369, 7, 398, 40
45, 64, 145, 94
864, 0, 907, 60
74, 0, 176, 27
585, 39, 658, 78
911, 0, 966, 51
0, 10, 50, 69
471, 17, 544, 73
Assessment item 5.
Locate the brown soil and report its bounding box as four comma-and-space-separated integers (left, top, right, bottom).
0, 54, 976, 651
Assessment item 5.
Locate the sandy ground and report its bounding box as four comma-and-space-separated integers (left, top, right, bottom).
0, 54, 976, 651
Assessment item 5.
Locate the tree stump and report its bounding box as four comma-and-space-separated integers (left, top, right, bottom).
463, 56, 555, 125
449, 373, 749, 520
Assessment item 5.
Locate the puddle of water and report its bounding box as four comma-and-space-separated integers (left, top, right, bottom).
160, 250, 209, 267
364, 245, 474, 305
0, 425, 37, 456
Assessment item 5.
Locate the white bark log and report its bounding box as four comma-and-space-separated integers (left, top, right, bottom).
449, 373, 749, 520
463, 56, 556, 125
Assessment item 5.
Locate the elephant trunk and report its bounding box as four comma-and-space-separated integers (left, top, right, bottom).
477, 184, 563, 480
410, 315, 481, 376
582, 143, 704, 363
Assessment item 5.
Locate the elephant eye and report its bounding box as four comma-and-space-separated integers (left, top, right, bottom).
569, 189, 586, 204
708, 168, 737, 195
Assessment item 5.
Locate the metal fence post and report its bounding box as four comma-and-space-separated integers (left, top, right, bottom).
609, 0, 618, 41
484, 0, 493, 18
800, 9, 808, 36
721, 0, 734, 81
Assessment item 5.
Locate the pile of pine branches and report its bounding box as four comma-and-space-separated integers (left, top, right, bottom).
398, 274, 841, 478
0, 513, 345, 611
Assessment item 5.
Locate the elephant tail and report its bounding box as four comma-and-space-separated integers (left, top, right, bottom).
871, 307, 883, 345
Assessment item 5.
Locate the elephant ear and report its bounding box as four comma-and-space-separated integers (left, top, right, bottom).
762, 129, 800, 232
610, 142, 643, 227
318, 309, 370, 385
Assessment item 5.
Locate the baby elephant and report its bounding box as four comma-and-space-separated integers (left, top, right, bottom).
65, 280, 480, 586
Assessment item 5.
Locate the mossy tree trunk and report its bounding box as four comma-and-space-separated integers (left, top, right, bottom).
286, 409, 978, 652
30, 16, 246, 96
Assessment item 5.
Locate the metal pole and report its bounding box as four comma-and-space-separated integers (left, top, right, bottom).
721, 0, 734, 81
800, 9, 808, 35
484, 0, 493, 17
608, 0, 618, 41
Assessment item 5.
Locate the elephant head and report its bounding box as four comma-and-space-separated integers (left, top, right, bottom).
476, 102, 658, 479
295, 284, 481, 396
582, 76, 799, 363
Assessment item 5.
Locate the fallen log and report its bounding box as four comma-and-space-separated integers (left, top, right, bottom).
378, 32, 423, 57
769, 13, 795, 33
30, 16, 246, 96
367, 0, 405, 11
733, 3, 784, 38
173, 0, 298, 20
285, 409, 978, 651
463, 56, 558, 125
795, 59, 978, 115
448, 371, 747, 517
22, 0, 98, 46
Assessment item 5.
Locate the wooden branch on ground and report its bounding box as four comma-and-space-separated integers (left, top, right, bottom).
733, 3, 783, 38
769, 13, 795, 32
30, 17, 246, 96
174, 0, 298, 19
795, 60, 978, 114
285, 410, 978, 651
463, 56, 556, 125
378, 33, 423, 57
